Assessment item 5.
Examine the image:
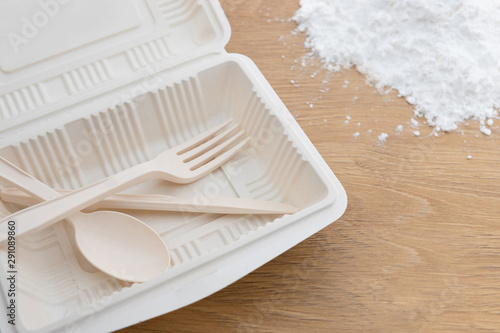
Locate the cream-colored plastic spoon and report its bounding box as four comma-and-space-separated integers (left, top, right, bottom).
0, 157, 170, 283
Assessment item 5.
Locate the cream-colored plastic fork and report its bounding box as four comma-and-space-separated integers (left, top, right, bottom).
0, 119, 250, 241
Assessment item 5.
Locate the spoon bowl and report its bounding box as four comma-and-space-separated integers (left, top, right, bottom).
70, 211, 170, 283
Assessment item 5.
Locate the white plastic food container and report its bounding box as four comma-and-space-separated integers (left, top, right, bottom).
0, 0, 347, 332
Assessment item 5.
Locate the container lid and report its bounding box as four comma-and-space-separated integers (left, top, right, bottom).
0, 0, 230, 138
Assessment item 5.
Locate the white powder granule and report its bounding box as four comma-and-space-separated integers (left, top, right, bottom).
396, 125, 403, 132
378, 133, 389, 143
353, 132, 360, 138
480, 126, 492, 136
293, 0, 500, 132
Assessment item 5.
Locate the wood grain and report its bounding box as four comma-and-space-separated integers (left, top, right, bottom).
119, 1, 500, 332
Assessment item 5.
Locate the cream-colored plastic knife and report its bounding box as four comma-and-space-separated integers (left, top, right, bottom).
1, 188, 299, 215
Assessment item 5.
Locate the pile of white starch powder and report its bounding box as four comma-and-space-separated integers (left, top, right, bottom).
293, 0, 500, 132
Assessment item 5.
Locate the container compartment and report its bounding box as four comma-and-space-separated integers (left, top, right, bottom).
0, 57, 332, 332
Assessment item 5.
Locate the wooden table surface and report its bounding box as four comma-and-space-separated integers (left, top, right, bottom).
120, 1, 500, 332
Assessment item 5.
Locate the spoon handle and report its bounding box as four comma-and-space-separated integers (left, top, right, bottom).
0, 157, 99, 271
0, 161, 153, 243
0, 157, 60, 200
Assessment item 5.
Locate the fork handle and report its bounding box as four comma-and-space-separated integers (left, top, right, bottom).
0, 162, 155, 243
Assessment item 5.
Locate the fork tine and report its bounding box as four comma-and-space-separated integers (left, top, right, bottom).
187, 130, 246, 170
181, 124, 239, 162
175, 119, 233, 154
190, 136, 251, 178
